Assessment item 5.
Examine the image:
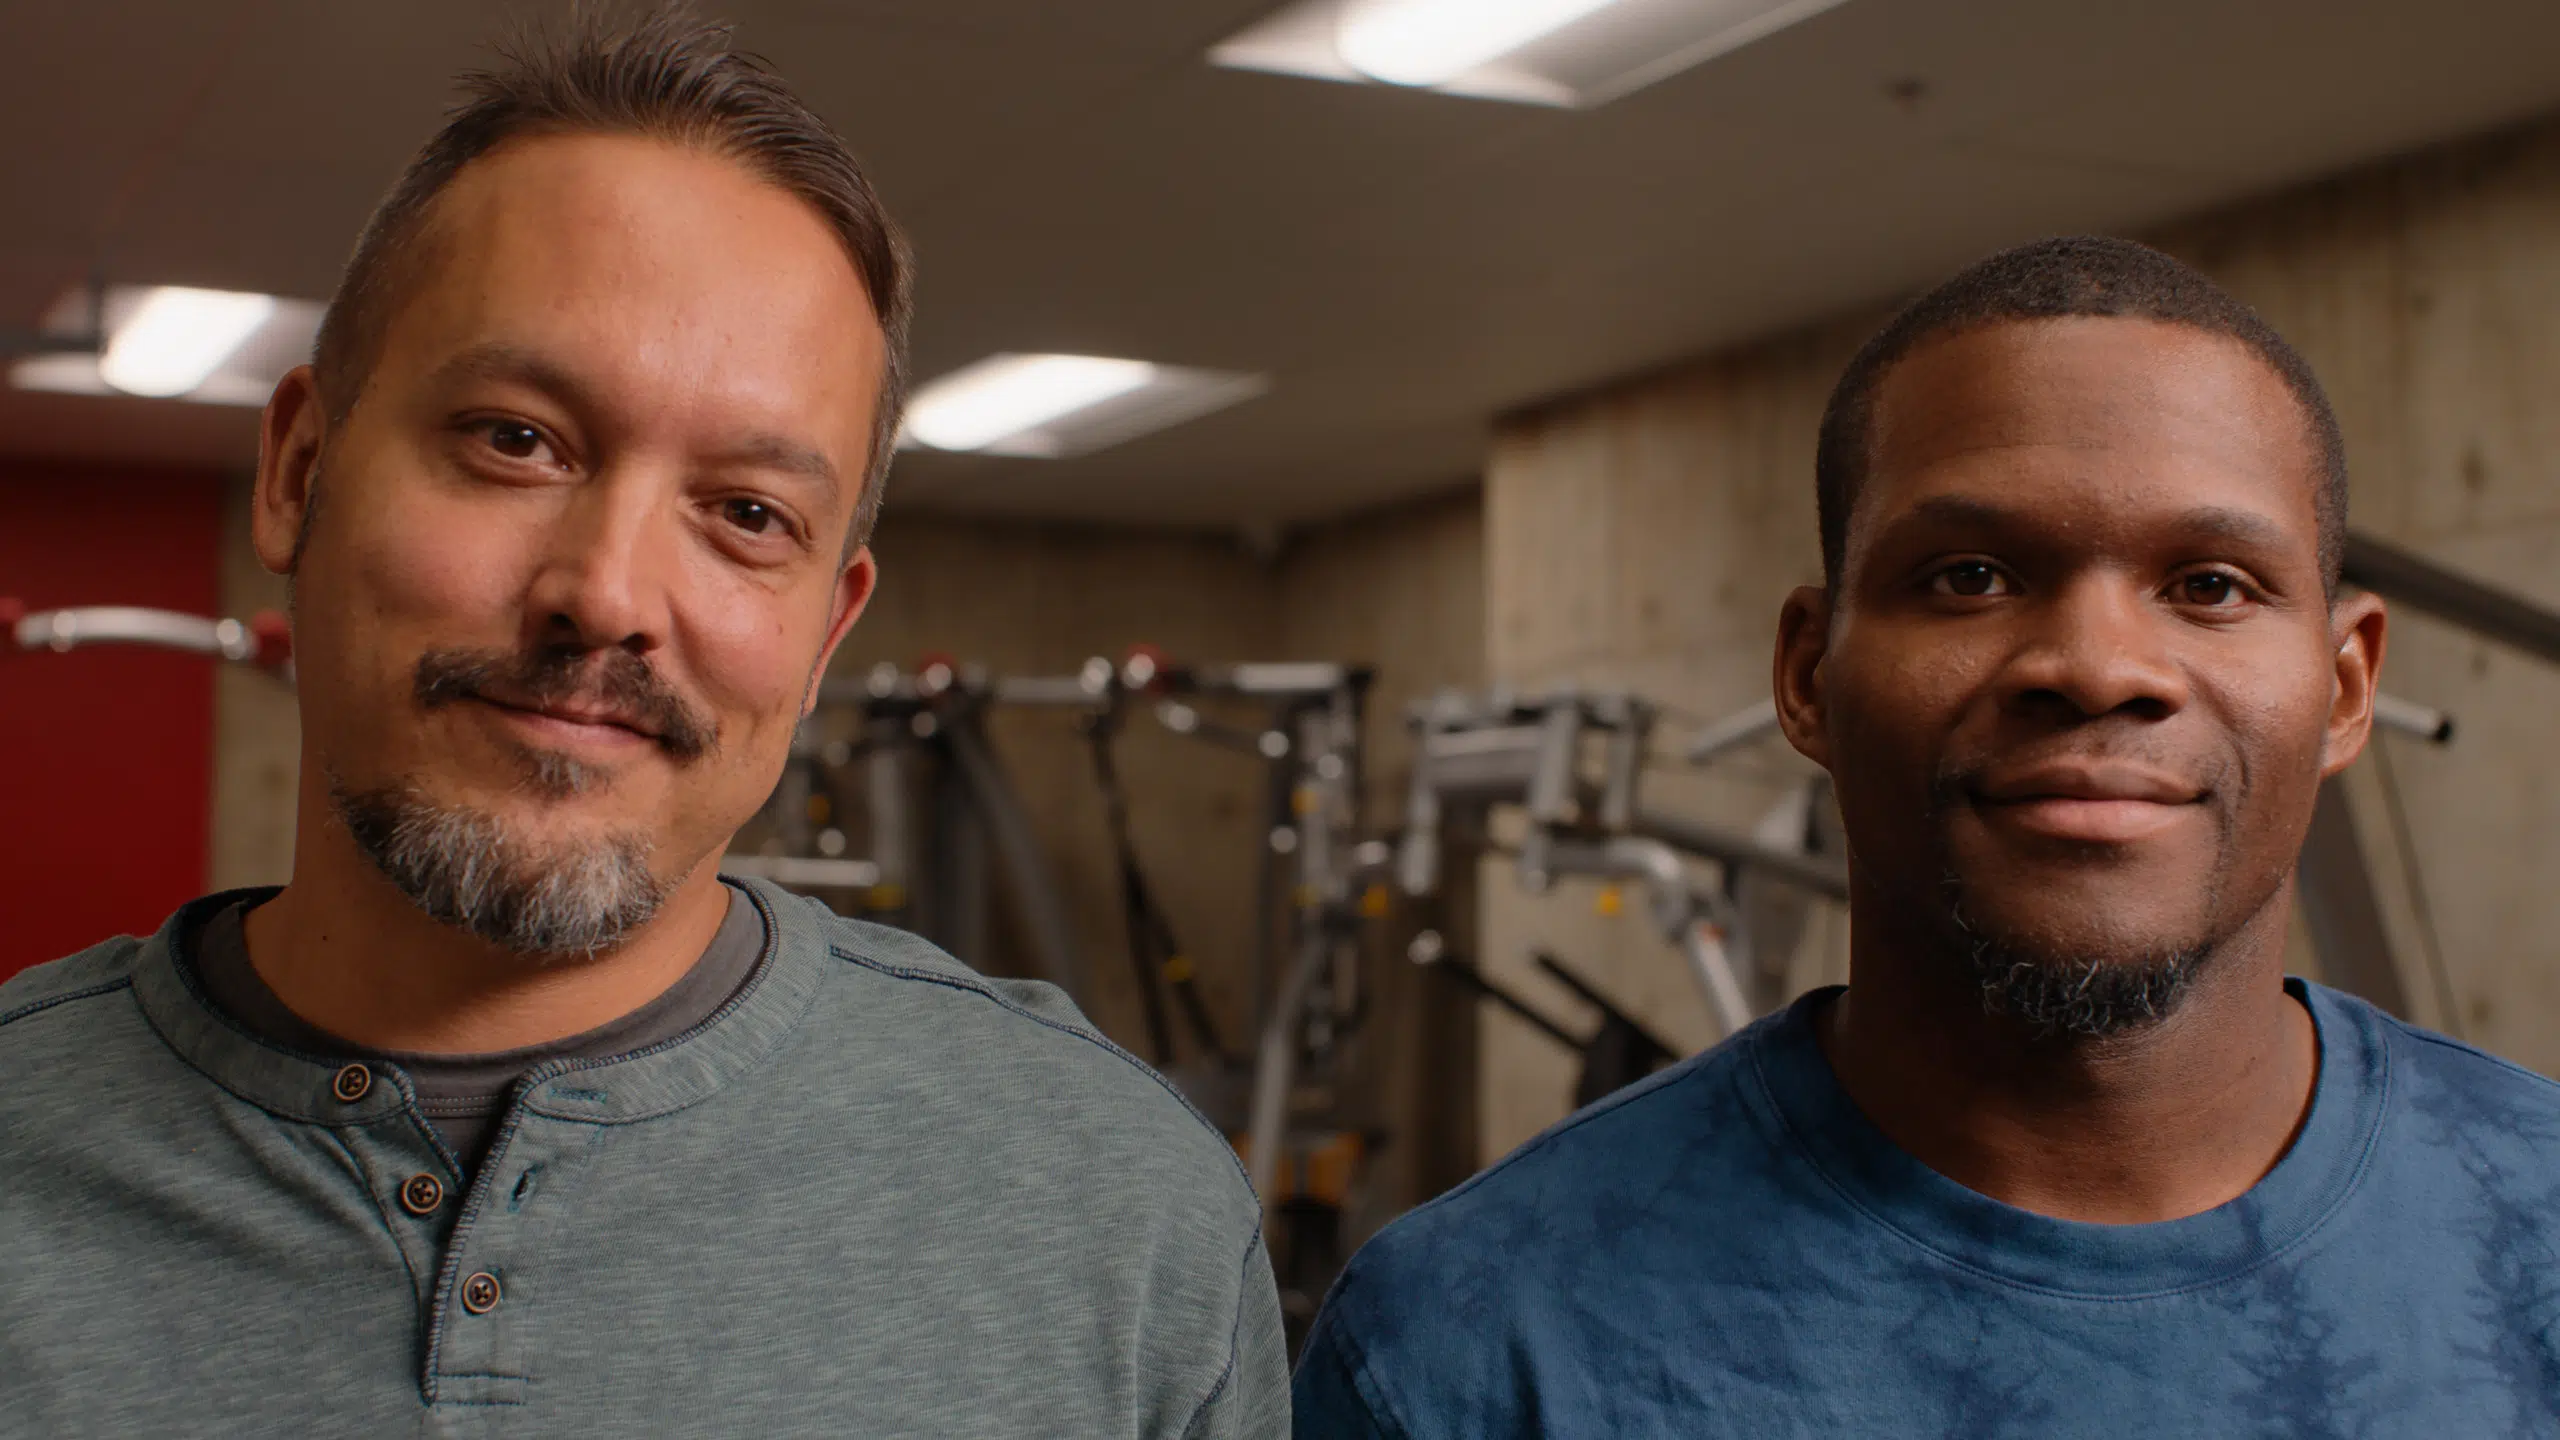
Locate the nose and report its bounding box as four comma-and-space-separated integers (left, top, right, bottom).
1994, 571, 2190, 722
519, 463, 678, 658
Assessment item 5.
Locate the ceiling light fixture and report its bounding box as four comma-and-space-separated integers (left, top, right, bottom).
97, 286, 277, 398
1213, 0, 1851, 108
1335, 0, 1619, 88
9, 283, 322, 407
902, 353, 1267, 459
905, 354, 1158, 453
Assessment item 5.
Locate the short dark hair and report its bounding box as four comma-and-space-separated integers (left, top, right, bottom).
1813, 236, 2346, 594
313, 5, 913, 547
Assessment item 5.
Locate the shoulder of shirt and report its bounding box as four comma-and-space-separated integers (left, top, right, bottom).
0, 934, 145, 1035
1333, 1014, 1763, 1300
783, 890, 1255, 1200
2315, 979, 2560, 1106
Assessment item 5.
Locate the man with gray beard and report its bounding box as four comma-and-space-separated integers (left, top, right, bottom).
1292, 238, 2560, 1437
0, 13, 1283, 1437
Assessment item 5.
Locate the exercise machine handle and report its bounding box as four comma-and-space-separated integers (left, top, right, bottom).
5, 601, 293, 677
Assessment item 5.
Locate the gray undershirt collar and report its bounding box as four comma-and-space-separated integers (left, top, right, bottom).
188, 885, 768, 1174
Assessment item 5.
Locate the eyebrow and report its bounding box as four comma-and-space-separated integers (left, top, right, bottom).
428, 341, 842, 497
710, 434, 840, 496
1889, 494, 2294, 553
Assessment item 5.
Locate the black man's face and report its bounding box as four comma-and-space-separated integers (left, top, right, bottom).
1803, 318, 2373, 1000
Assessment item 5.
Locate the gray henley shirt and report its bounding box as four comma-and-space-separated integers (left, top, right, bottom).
0, 879, 1287, 1437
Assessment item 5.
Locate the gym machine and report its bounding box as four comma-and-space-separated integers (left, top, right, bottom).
721, 657, 1106, 1010
1118, 654, 1388, 1203
1027, 650, 1398, 1347
1408, 931, 1677, 1109
1396, 686, 1850, 1043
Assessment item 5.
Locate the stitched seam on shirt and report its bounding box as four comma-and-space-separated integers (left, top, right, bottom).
1742, 1029, 2394, 1303
0, 976, 133, 1030
312, 1124, 435, 1303
1322, 1288, 1420, 1440
2387, 1017, 2560, 1091
1179, 1227, 1265, 1438
437, 1372, 534, 1381
826, 945, 1255, 1193
419, 1096, 562, 1400
513, 882, 793, 1125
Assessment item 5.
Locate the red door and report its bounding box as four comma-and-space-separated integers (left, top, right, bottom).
0, 462, 223, 985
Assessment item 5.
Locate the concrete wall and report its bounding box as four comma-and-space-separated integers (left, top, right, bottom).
1477, 112, 2560, 1162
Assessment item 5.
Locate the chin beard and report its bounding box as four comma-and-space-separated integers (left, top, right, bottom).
1942, 878, 2215, 1040
1964, 934, 2209, 1040
331, 775, 670, 961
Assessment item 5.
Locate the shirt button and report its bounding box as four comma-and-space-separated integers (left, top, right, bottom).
331, 1063, 372, 1103
399, 1173, 445, 1215
460, 1271, 502, 1315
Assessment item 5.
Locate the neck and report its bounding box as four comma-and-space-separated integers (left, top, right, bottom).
1819, 884, 2317, 1224
240, 777, 729, 1054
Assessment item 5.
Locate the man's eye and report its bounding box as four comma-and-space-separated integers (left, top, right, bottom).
1931, 561, 2010, 598
2177, 571, 2247, 607
479, 421, 550, 462
723, 498, 779, 535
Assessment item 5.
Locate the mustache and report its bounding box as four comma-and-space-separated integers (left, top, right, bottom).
415, 644, 717, 764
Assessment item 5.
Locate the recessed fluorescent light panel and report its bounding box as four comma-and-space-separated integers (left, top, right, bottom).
1212, 0, 1850, 108
901, 353, 1268, 459
10, 283, 323, 406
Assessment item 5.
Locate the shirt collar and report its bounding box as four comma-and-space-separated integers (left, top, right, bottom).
131, 877, 823, 1127
1742, 977, 2389, 1297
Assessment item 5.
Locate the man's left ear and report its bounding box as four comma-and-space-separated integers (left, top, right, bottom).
803, 545, 877, 716
2320, 589, 2389, 778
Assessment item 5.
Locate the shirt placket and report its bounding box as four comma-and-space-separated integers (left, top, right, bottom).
416, 1067, 610, 1416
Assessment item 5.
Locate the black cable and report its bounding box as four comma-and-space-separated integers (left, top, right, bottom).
1084, 714, 1177, 1064
1084, 713, 1232, 1066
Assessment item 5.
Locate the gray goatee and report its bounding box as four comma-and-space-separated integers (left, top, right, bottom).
333, 779, 670, 960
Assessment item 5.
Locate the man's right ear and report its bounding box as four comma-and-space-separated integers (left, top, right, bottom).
1774, 585, 1834, 770
252, 365, 327, 577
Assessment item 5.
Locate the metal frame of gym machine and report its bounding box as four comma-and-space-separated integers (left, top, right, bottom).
718, 657, 1107, 1009
2292, 533, 2560, 1021
1395, 687, 1852, 1043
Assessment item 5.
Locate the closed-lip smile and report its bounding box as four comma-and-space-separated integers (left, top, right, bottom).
475, 691, 661, 744
1968, 761, 2204, 843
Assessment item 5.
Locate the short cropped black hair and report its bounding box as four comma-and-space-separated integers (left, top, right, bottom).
1813, 236, 2346, 595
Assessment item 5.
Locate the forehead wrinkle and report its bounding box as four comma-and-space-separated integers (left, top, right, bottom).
428, 340, 593, 402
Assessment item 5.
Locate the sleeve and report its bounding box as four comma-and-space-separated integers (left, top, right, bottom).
1288, 1303, 1400, 1440
1180, 1231, 1292, 1440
